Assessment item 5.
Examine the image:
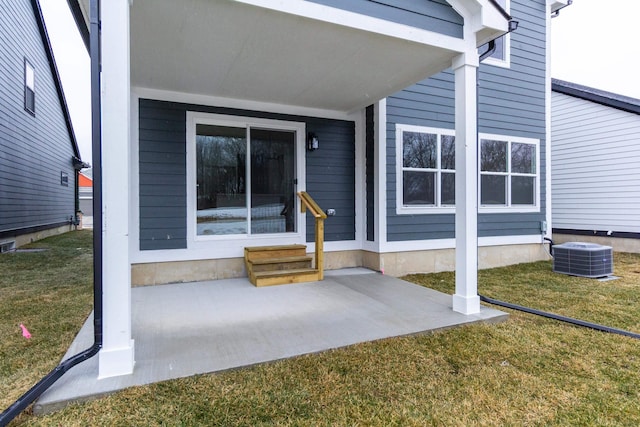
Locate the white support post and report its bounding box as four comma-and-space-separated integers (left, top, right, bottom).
452, 52, 481, 315
99, 0, 135, 378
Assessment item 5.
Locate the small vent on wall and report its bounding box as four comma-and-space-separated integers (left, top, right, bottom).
0, 241, 16, 253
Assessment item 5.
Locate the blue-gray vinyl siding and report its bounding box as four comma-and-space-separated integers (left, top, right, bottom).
386, 0, 547, 242
305, 0, 463, 38
139, 99, 355, 250
0, 0, 76, 236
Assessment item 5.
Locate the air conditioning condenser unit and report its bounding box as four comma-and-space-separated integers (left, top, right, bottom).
553, 242, 613, 278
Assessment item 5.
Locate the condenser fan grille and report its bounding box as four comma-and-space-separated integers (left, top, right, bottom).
553, 242, 613, 278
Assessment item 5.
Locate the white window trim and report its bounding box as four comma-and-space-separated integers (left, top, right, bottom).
24, 58, 35, 114
478, 132, 540, 213
395, 124, 456, 215
186, 112, 307, 247
482, 0, 511, 68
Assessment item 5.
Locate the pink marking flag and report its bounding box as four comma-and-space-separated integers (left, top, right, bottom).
19, 324, 31, 339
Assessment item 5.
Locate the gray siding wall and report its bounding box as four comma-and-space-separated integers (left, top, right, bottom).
0, 0, 76, 236
551, 92, 640, 234
305, 0, 463, 38
139, 99, 355, 250
386, 0, 547, 241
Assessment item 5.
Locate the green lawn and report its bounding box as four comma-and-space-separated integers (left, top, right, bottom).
2, 231, 640, 426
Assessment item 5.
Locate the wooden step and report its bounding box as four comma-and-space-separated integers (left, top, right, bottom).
244, 244, 307, 262
248, 255, 313, 272
251, 268, 321, 287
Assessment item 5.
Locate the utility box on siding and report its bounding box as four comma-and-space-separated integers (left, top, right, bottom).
553, 242, 613, 278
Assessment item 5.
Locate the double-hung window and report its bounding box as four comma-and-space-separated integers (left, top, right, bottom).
24, 59, 35, 115
396, 125, 455, 214
479, 134, 539, 212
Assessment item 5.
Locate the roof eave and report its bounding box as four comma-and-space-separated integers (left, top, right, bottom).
32, 0, 83, 160
552, 79, 640, 115
67, 0, 89, 52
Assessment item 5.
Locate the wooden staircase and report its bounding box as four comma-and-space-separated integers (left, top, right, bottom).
244, 191, 327, 287
244, 245, 319, 287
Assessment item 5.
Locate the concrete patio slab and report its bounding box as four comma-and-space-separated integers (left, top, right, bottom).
34, 269, 507, 414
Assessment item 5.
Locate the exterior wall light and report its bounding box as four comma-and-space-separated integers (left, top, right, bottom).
307, 132, 319, 151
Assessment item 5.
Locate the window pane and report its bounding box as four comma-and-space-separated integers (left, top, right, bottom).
250, 128, 296, 234
441, 135, 455, 170
511, 143, 535, 174
25, 63, 35, 89
25, 88, 35, 113
491, 35, 506, 61
481, 140, 507, 172
512, 176, 535, 205
196, 125, 247, 235
403, 132, 436, 169
403, 171, 435, 205
441, 172, 455, 205
481, 175, 506, 205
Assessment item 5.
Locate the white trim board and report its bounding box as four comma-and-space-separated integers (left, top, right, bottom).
185, 112, 307, 248
130, 235, 544, 264
234, 0, 467, 53
380, 234, 544, 253
134, 87, 359, 122
395, 124, 457, 215
477, 132, 541, 214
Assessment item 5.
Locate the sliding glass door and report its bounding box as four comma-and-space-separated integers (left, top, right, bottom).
196, 124, 296, 236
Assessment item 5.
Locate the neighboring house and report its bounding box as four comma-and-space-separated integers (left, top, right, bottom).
0, 0, 85, 251
78, 169, 93, 228
69, 0, 568, 378
551, 79, 640, 253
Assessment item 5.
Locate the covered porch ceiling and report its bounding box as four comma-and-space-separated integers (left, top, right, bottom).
77, 0, 508, 112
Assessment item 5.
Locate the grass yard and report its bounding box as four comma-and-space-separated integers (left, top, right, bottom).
2, 231, 640, 426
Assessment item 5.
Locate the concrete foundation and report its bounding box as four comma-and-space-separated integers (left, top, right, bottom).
553, 234, 640, 254
131, 243, 549, 286
5, 224, 75, 248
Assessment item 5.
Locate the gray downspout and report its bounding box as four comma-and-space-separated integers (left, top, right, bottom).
0, 1, 102, 424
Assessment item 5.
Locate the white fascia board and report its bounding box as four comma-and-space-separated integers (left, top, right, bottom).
447, 0, 509, 46
380, 235, 543, 253
548, 0, 571, 14
234, 0, 467, 53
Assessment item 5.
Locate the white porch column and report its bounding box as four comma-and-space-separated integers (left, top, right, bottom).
452, 52, 481, 315
99, 0, 134, 378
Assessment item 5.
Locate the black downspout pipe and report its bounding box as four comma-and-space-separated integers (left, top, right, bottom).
479, 39, 496, 62
74, 168, 80, 220
474, 19, 639, 342
543, 237, 554, 256
89, 0, 103, 360
479, 294, 640, 340
0, 1, 102, 425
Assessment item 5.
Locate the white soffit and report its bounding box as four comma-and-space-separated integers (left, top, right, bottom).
447, 0, 510, 46
128, 0, 465, 112
79, 0, 508, 112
